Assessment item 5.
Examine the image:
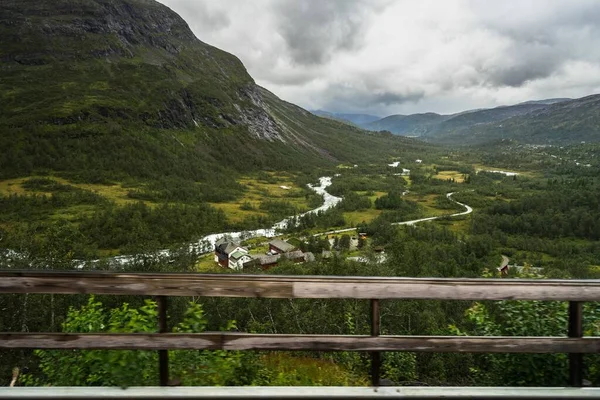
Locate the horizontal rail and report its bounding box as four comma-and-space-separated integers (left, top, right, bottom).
1, 271, 600, 300
1, 333, 600, 353
2, 386, 600, 399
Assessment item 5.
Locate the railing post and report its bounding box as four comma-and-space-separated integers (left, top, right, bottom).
568, 301, 583, 387
370, 299, 381, 386
157, 296, 169, 386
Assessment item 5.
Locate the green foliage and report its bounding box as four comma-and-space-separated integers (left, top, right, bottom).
375, 192, 417, 212
259, 200, 300, 221
251, 353, 365, 386
454, 292, 600, 386
78, 202, 228, 253
23, 297, 251, 387
337, 191, 372, 212
22, 296, 363, 387
338, 234, 351, 251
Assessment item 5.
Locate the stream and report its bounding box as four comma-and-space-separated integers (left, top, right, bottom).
68, 177, 343, 268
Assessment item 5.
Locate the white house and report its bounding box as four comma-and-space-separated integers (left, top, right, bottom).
214, 238, 251, 270
228, 249, 252, 270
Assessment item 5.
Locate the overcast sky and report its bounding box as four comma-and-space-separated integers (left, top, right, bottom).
161, 0, 600, 116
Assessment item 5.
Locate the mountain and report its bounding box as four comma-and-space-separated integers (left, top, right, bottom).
434, 103, 552, 133
430, 94, 600, 145
364, 113, 449, 136
311, 110, 381, 126
364, 102, 563, 137
362, 97, 597, 145
517, 98, 571, 106
0, 0, 423, 186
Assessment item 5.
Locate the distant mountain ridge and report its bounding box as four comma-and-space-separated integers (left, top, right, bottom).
331, 96, 600, 145
359, 98, 574, 138
517, 98, 571, 106
431, 94, 600, 145
364, 112, 450, 136
311, 110, 381, 126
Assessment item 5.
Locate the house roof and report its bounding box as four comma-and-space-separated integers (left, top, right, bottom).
230, 250, 248, 260
216, 242, 242, 255
250, 254, 281, 265
269, 239, 295, 253
215, 237, 228, 247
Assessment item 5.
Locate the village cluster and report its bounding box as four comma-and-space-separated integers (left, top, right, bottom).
214, 234, 368, 270
214, 238, 316, 270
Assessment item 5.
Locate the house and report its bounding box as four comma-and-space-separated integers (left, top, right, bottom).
244, 250, 316, 270
214, 238, 250, 270
268, 239, 295, 254
244, 254, 281, 270
229, 250, 252, 270
283, 250, 306, 263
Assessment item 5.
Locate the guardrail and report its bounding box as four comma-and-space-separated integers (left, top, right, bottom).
1, 271, 599, 396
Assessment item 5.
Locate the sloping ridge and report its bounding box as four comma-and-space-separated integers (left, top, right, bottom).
430, 94, 600, 145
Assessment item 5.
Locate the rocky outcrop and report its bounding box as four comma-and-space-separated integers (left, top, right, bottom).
235, 86, 285, 141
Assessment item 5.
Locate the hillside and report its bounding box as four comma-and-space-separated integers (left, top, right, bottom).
430, 95, 600, 145
434, 103, 551, 134
0, 0, 421, 186
361, 96, 598, 145
363, 103, 561, 137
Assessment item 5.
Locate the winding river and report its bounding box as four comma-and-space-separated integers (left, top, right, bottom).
72, 177, 343, 268
190, 176, 343, 253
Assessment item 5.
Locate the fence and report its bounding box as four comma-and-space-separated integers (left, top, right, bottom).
1, 271, 600, 398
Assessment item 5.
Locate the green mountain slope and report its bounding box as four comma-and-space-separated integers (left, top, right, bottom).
432, 103, 551, 136
430, 95, 600, 145
361, 96, 595, 145
363, 102, 567, 138
0, 0, 423, 186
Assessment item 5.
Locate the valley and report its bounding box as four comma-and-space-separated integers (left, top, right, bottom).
2, 0, 600, 389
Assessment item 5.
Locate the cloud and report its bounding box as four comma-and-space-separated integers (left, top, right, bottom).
159, 0, 600, 115
273, 0, 386, 65
161, 0, 230, 31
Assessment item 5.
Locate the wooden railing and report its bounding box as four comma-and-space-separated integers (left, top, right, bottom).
1, 271, 600, 396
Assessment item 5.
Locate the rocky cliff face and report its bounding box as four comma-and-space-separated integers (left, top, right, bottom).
0, 0, 285, 140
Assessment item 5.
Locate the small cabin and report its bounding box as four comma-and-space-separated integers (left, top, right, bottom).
268, 239, 295, 254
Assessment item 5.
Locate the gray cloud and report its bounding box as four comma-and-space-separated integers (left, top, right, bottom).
161, 0, 230, 32
160, 0, 600, 115
273, 1, 380, 65
317, 82, 426, 114
478, 44, 561, 87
